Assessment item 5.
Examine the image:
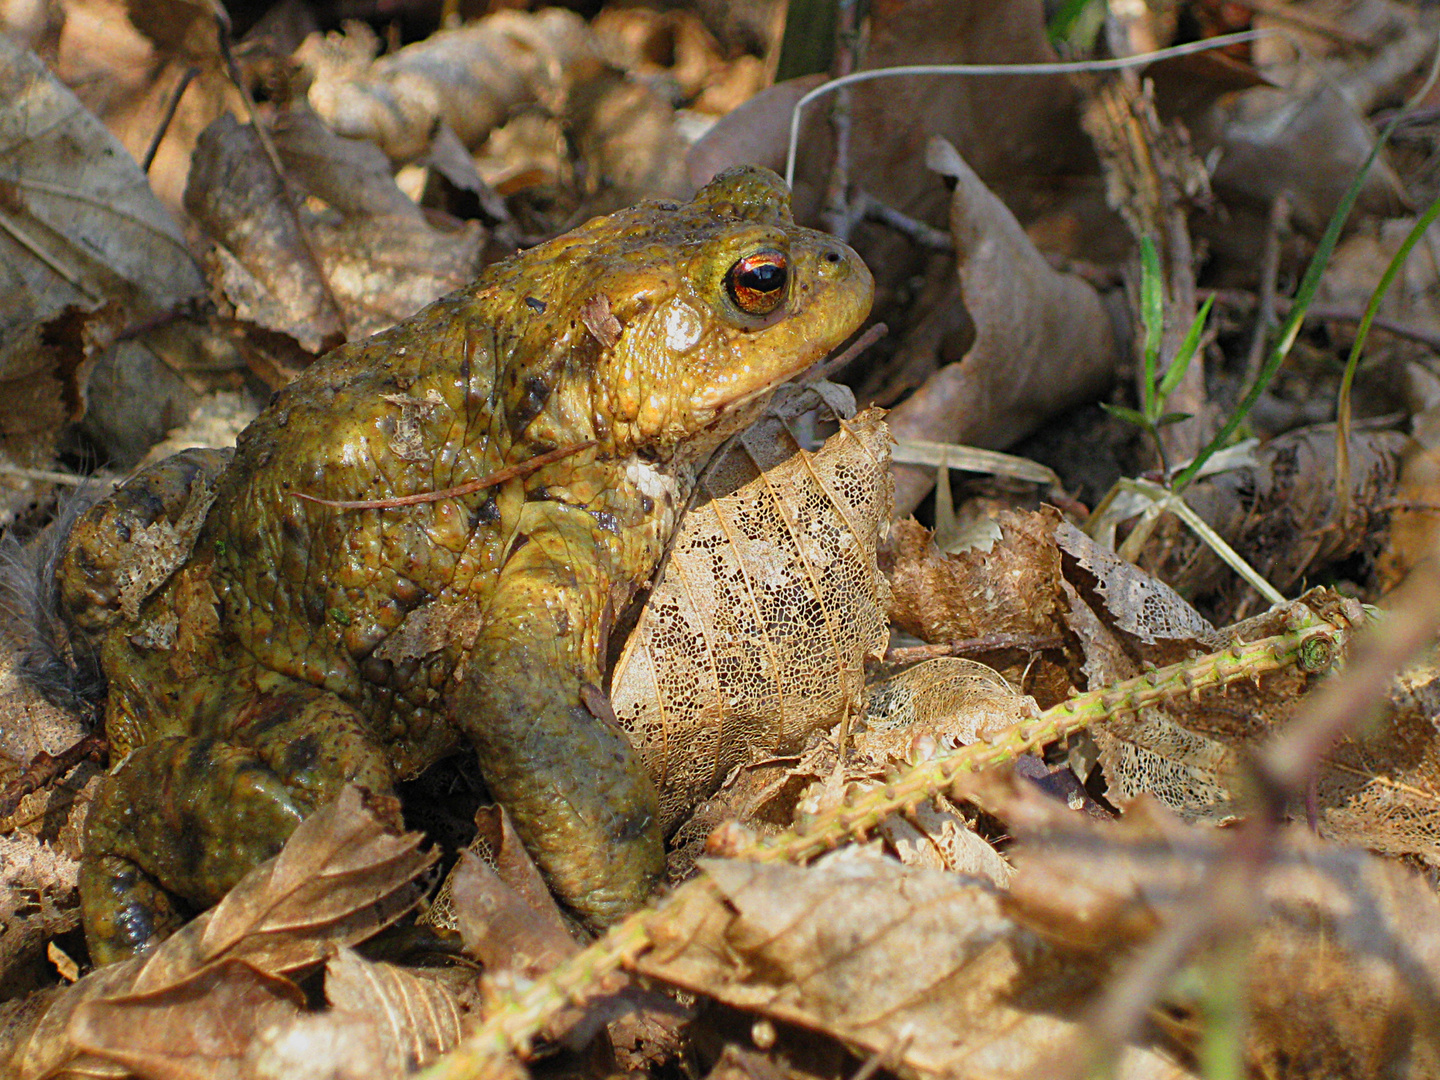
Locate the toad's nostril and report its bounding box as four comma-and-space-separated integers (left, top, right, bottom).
824, 251, 842, 264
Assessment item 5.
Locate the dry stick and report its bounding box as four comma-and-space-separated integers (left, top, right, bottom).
291, 442, 596, 510
0, 732, 107, 822
1207, 288, 1440, 351
799, 321, 888, 384
856, 192, 953, 252
883, 633, 1067, 666
212, 9, 348, 341
1244, 193, 1290, 382
417, 609, 1349, 1080
0, 464, 113, 488
819, 0, 861, 241
141, 65, 199, 173
1071, 555, 1440, 1078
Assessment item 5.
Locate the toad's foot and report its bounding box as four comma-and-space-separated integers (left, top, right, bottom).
80, 687, 395, 964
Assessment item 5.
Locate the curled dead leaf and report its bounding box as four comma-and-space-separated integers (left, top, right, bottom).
887, 139, 1117, 517
4, 786, 434, 1078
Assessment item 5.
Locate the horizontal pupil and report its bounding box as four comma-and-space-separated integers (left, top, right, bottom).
741, 264, 785, 292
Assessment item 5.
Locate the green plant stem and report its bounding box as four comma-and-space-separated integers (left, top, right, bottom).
1334, 190, 1440, 512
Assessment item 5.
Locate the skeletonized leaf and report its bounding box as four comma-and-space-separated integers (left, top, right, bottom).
612, 408, 892, 836
853, 657, 1038, 766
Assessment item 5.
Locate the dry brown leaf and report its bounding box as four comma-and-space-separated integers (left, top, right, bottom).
611, 407, 892, 837
66, 959, 305, 1080
887, 139, 1117, 516
182, 112, 345, 354
268, 105, 486, 340
689, 0, 1104, 257
298, 6, 690, 205
1308, 653, 1440, 863
1055, 518, 1219, 657
637, 854, 1196, 1080
878, 795, 1014, 887
1378, 441, 1440, 593
0, 601, 99, 996
0, 831, 86, 1000
565, 67, 692, 210
590, 7, 766, 117
0, 34, 204, 466
998, 783, 1440, 1078
316, 946, 463, 1071
1318, 218, 1440, 358
4, 786, 434, 1078
1201, 58, 1411, 240
884, 509, 1072, 701
0, 0, 243, 214
182, 87, 486, 360
449, 850, 577, 979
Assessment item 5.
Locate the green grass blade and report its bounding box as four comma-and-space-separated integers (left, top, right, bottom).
1158, 295, 1214, 398
1333, 190, 1440, 507
1140, 236, 1164, 422
1171, 115, 1404, 492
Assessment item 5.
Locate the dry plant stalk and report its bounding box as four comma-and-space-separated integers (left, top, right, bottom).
418, 602, 1353, 1080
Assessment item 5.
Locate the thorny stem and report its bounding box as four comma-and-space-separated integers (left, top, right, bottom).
720, 610, 1343, 867
419, 607, 1350, 1080
1072, 552, 1440, 1079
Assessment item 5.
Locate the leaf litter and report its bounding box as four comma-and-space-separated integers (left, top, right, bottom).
4, 0, 1440, 1078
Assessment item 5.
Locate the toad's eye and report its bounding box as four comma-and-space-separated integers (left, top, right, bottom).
726, 251, 789, 317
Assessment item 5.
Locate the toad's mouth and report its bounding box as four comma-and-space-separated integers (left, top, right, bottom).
690, 330, 871, 419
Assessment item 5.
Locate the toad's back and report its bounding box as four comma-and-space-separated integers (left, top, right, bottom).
54, 166, 873, 964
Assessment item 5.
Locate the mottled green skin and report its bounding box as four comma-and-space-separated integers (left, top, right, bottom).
60, 167, 872, 964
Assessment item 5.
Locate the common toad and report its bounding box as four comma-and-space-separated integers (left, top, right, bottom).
55, 166, 872, 964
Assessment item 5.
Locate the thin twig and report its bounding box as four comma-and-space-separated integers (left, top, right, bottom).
141, 65, 199, 173
799, 322, 888, 384
818, 0, 860, 239
856, 192, 953, 251
0, 732, 107, 822
1207, 288, 1440, 351
1245, 193, 1290, 382
0, 465, 116, 488
884, 633, 1066, 665
292, 442, 596, 510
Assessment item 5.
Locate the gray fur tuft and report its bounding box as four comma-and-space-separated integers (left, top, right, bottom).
0, 488, 108, 718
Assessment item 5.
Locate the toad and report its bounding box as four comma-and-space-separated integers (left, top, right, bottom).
51, 166, 872, 964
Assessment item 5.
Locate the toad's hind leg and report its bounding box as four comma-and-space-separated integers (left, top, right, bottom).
80, 687, 395, 965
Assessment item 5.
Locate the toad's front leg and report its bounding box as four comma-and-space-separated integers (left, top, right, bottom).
451, 506, 664, 926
